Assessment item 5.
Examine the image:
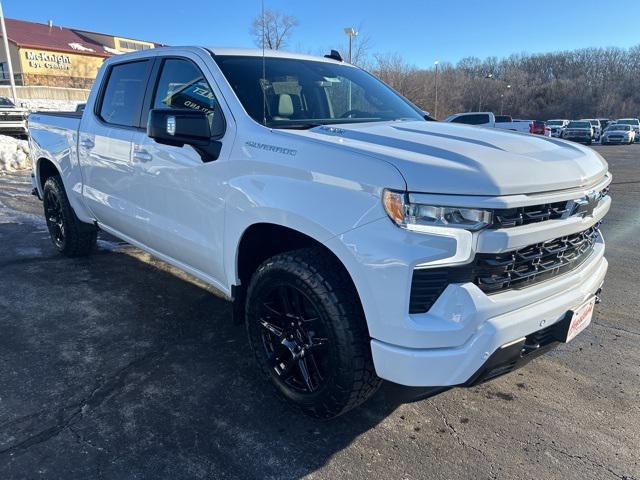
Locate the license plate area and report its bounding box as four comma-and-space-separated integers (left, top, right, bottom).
561, 296, 596, 343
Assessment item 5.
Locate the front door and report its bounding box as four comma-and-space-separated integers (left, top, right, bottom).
130, 56, 229, 283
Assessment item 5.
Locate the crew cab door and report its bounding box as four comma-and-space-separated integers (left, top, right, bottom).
79, 59, 153, 241
129, 54, 231, 284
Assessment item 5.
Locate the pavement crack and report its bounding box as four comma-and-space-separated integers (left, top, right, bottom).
430, 402, 497, 479
0, 348, 166, 457
593, 321, 640, 337
546, 444, 631, 480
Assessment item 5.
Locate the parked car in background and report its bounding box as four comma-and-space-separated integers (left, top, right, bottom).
0, 96, 28, 138
529, 120, 550, 136
563, 120, 594, 144
443, 112, 531, 133
546, 119, 569, 138
582, 119, 602, 141
600, 124, 635, 145
598, 119, 612, 131
615, 118, 640, 142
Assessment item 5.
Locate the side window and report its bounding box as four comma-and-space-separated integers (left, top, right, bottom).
153, 58, 218, 117
453, 114, 490, 125
99, 60, 150, 127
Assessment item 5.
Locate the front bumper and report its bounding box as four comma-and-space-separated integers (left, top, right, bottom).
371, 246, 607, 386
0, 121, 28, 135
563, 135, 591, 143
602, 136, 630, 143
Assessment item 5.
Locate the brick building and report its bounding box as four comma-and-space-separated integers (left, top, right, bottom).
0, 18, 161, 89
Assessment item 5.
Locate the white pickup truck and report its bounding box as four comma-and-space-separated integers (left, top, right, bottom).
28, 47, 611, 418
443, 111, 532, 133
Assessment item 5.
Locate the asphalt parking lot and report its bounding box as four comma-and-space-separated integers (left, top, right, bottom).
0, 144, 638, 480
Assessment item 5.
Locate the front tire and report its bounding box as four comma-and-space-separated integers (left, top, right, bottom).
245, 247, 381, 418
43, 176, 97, 257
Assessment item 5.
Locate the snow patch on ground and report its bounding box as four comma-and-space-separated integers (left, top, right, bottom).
0, 135, 30, 172
19, 98, 82, 112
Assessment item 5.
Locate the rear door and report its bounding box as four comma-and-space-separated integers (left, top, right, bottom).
129, 54, 230, 282
79, 58, 153, 241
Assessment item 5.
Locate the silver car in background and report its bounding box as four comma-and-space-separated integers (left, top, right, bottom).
600, 124, 635, 145
614, 118, 640, 142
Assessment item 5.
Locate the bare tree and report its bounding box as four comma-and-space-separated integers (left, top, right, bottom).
250, 9, 299, 50
370, 45, 640, 120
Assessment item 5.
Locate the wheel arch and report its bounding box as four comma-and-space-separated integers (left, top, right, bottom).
36, 157, 60, 192
231, 222, 368, 329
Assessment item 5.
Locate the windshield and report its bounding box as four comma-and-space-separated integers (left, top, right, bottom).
213, 55, 424, 128
567, 121, 591, 129
617, 119, 640, 126
606, 125, 630, 131
588, 120, 599, 126
0, 97, 15, 107
546, 120, 564, 126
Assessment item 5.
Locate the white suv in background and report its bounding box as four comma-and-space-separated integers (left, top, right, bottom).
546, 119, 569, 138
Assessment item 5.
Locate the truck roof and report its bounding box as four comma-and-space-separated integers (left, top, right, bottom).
207, 47, 347, 64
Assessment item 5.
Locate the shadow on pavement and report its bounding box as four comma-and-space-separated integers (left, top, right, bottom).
0, 220, 398, 480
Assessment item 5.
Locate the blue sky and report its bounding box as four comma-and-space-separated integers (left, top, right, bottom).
6, 0, 640, 68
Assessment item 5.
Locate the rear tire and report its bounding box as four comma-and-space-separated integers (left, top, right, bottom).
245, 247, 381, 418
43, 176, 97, 257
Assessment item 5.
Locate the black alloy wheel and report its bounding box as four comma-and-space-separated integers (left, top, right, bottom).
258, 284, 329, 394
44, 187, 66, 248
42, 175, 97, 257
245, 248, 381, 418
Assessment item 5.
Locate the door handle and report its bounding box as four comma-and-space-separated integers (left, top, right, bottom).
79, 138, 94, 149
132, 149, 152, 163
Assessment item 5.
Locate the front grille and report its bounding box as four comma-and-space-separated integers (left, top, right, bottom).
409, 226, 600, 313
0, 114, 24, 122
469, 225, 599, 293
491, 201, 570, 228
490, 188, 609, 229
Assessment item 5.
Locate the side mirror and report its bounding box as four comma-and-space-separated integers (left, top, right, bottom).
147, 108, 223, 162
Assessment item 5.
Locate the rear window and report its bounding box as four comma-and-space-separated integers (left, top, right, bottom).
567, 121, 591, 129
451, 114, 491, 125
495, 115, 511, 123
617, 119, 640, 126
99, 60, 151, 127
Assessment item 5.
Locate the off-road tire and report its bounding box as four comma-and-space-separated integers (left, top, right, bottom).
245, 247, 381, 418
43, 175, 97, 257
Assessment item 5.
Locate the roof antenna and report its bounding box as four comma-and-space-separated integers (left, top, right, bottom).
261, 0, 267, 127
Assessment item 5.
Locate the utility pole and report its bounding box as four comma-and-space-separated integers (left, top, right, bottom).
434, 61, 439, 119
0, 0, 17, 103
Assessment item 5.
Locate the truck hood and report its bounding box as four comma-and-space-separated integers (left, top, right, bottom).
295, 121, 608, 195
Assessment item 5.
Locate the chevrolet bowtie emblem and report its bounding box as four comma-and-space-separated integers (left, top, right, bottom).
572, 191, 600, 218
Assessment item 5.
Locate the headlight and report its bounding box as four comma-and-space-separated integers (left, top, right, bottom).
383, 189, 493, 231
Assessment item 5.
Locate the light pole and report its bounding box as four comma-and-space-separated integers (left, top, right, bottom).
434, 61, 439, 119
500, 84, 511, 115
0, 0, 17, 103
343, 27, 358, 111
343, 27, 358, 63
478, 73, 493, 111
